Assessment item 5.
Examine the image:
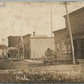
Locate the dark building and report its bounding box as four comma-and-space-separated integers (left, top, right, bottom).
8, 36, 21, 58
8, 34, 31, 59
8, 36, 21, 47
53, 7, 84, 60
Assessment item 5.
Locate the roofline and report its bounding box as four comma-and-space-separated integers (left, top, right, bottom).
64, 7, 84, 17
23, 34, 31, 37
8, 36, 20, 38
31, 37, 54, 39
53, 28, 67, 33
8, 34, 31, 38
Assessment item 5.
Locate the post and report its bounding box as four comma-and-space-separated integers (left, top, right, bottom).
19, 28, 24, 59
65, 2, 75, 64
51, 7, 53, 37
2, 39, 5, 57
20, 36, 24, 59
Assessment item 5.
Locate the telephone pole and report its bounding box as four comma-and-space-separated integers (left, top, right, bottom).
51, 7, 53, 37
2, 39, 5, 57
64, 2, 75, 64
20, 36, 24, 59
19, 28, 24, 59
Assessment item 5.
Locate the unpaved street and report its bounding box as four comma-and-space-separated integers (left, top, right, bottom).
0, 58, 83, 83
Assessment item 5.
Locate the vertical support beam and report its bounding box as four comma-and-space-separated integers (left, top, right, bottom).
65, 2, 75, 64
2, 39, 5, 57
20, 36, 24, 59
51, 7, 53, 37
19, 28, 24, 59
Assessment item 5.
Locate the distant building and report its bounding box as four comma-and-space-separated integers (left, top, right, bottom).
8, 34, 31, 58
53, 7, 84, 60
8, 33, 55, 59
8, 36, 21, 58
0, 45, 7, 58
8, 36, 21, 47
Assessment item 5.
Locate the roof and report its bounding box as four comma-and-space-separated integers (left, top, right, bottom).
64, 7, 84, 17
31, 36, 54, 39
8, 36, 20, 38
31, 35, 54, 39
53, 28, 67, 34
8, 35, 54, 40
23, 34, 31, 37
8, 34, 31, 38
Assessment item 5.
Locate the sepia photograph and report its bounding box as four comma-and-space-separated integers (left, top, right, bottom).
0, 1, 84, 83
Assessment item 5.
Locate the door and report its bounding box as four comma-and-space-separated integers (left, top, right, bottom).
74, 39, 81, 59
80, 38, 84, 59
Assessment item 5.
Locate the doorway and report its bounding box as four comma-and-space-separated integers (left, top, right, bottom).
74, 38, 84, 59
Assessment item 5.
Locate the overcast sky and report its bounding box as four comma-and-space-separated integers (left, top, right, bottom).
0, 1, 84, 45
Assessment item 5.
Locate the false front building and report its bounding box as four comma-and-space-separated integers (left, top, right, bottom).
53, 7, 84, 61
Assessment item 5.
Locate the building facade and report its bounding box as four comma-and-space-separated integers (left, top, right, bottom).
53, 7, 84, 60
64, 7, 84, 59
30, 36, 55, 60
53, 29, 72, 60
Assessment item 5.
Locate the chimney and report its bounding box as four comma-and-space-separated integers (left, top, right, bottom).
33, 31, 35, 36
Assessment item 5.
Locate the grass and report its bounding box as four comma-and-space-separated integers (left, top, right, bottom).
0, 58, 83, 83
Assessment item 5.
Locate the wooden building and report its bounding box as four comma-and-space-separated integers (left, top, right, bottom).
8, 34, 54, 60
53, 7, 84, 60
8, 36, 21, 48
53, 28, 71, 60
8, 34, 31, 59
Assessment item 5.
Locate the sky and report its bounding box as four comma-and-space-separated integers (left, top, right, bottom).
0, 1, 84, 45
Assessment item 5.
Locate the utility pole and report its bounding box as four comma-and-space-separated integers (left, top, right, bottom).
19, 28, 24, 59
64, 2, 75, 64
20, 36, 24, 59
51, 7, 53, 37
2, 39, 5, 57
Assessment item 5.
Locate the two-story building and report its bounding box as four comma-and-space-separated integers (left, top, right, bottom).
53, 7, 84, 61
